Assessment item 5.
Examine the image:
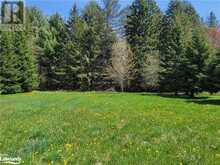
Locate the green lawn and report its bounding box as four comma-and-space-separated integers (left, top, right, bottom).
0, 92, 220, 164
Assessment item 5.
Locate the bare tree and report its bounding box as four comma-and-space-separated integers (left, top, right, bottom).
102, 0, 121, 27
142, 52, 160, 91
107, 40, 134, 92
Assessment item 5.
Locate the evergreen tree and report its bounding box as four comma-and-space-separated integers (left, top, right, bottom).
79, 1, 108, 90
0, 23, 38, 94
41, 13, 68, 90
125, 0, 162, 91
159, 0, 200, 95
26, 7, 56, 90
0, 32, 21, 94
65, 4, 86, 89
100, 0, 118, 89
207, 11, 219, 28
205, 51, 220, 93
79, 26, 101, 90
14, 31, 38, 92
183, 28, 210, 97
159, 15, 186, 94
37, 23, 57, 89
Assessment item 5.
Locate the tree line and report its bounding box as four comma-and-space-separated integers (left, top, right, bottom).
0, 0, 220, 97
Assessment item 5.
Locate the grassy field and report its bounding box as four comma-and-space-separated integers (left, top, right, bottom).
0, 91, 220, 164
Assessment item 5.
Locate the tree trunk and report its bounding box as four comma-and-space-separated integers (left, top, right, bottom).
190, 91, 195, 98
120, 80, 124, 92
175, 91, 178, 96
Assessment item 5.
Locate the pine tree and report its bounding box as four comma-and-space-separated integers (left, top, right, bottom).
26, 7, 56, 90
79, 1, 107, 90
0, 32, 21, 94
205, 51, 220, 93
98, 0, 118, 89
159, 0, 200, 95
159, 15, 188, 94
183, 28, 210, 97
79, 26, 101, 90
14, 31, 38, 92
37, 23, 57, 89
125, 0, 162, 91
43, 13, 67, 90
65, 4, 86, 90
0, 8, 39, 94
207, 11, 219, 28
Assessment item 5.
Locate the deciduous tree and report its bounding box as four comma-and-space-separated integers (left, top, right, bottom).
107, 41, 134, 92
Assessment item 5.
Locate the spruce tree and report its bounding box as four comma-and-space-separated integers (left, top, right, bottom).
65, 4, 85, 89
183, 28, 210, 97
14, 31, 38, 92
0, 32, 21, 94
79, 1, 107, 90
159, 0, 200, 95
125, 0, 161, 91
43, 13, 67, 90
37, 23, 57, 89
207, 11, 219, 28
159, 15, 186, 94
0, 8, 39, 94
99, 0, 118, 89
205, 51, 220, 93
26, 7, 54, 90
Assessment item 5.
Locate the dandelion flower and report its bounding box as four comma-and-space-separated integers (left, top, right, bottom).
65, 143, 73, 150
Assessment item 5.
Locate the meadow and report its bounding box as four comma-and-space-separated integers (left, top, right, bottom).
0, 91, 220, 164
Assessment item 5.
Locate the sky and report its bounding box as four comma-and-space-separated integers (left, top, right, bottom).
25, 0, 220, 21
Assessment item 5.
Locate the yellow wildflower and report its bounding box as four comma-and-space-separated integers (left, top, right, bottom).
64, 160, 68, 165
65, 143, 73, 150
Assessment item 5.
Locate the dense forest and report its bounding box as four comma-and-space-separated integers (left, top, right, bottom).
0, 0, 220, 97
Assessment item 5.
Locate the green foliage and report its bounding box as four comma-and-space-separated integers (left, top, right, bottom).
166, 0, 199, 23
79, 2, 104, 90
0, 0, 219, 94
183, 28, 210, 96
207, 11, 219, 28
0, 28, 38, 94
76, 1, 116, 90
15, 31, 38, 92
125, 0, 162, 90
159, 0, 207, 96
0, 32, 21, 94
65, 4, 86, 90
159, 15, 187, 93
205, 51, 220, 93
40, 13, 68, 90
26, 7, 53, 90
37, 24, 57, 89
